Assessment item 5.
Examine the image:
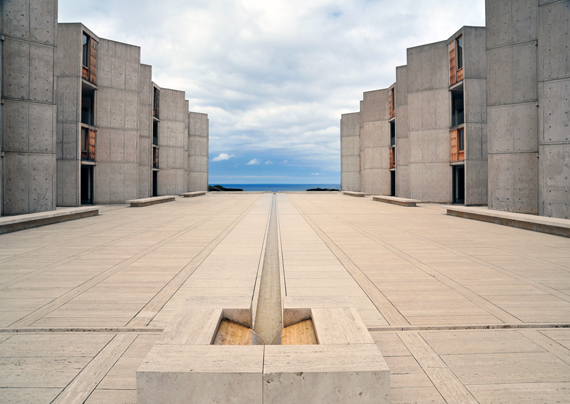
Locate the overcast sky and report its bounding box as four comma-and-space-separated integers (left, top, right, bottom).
59, 0, 485, 185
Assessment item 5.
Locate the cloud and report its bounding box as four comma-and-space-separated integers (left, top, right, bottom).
212, 153, 235, 162
281, 160, 288, 164
247, 158, 261, 165
58, 0, 486, 182
312, 173, 320, 176
265, 161, 273, 165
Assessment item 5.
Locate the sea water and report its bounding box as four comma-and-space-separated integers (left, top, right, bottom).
211, 184, 340, 192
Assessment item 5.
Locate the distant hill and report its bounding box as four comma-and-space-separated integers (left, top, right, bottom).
306, 187, 339, 191
208, 185, 244, 192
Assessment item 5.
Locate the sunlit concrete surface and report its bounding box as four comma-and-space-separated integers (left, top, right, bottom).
1, 193, 570, 403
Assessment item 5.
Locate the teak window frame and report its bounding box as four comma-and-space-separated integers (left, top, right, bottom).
81, 127, 96, 161
389, 88, 395, 119
82, 33, 98, 85
450, 129, 465, 162
449, 35, 464, 86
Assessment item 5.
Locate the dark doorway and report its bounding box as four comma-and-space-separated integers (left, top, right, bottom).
453, 165, 465, 204
153, 171, 158, 197
81, 165, 93, 204
390, 171, 396, 197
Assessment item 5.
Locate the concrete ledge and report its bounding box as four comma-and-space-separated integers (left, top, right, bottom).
373, 196, 420, 207
0, 207, 99, 234
126, 196, 175, 207
182, 191, 206, 198
447, 206, 570, 238
343, 191, 365, 197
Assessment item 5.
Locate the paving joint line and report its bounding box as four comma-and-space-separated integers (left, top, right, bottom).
369, 323, 570, 332
0, 327, 164, 333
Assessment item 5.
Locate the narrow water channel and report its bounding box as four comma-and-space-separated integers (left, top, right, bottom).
253, 194, 283, 344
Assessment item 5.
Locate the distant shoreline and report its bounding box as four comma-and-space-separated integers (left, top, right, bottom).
208, 184, 340, 192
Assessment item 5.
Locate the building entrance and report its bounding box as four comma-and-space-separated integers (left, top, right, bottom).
81, 165, 94, 205
452, 165, 465, 204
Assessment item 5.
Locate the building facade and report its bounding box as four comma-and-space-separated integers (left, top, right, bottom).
342, 0, 569, 219
1, 1, 209, 216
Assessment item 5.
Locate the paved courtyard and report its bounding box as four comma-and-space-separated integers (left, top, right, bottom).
1, 193, 570, 403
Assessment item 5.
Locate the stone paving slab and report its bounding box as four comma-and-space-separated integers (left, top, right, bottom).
0, 194, 570, 403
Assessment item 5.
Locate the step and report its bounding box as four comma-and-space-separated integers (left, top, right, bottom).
126, 196, 176, 207
373, 196, 420, 207
0, 206, 99, 234
342, 191, 365, 197
182, 191, 206, 198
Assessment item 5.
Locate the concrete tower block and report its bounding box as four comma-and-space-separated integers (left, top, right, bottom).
188, 111, 209, 192
2, 0, 58, 215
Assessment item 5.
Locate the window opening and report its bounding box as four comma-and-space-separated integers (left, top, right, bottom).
390, 121, 396, 147
451, 88, 464, 127
456, 36, 463, 70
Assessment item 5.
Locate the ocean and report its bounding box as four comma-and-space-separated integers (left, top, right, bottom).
210, 184, 340, 192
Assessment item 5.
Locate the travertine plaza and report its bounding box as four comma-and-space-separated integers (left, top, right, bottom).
2, 0, 570, 403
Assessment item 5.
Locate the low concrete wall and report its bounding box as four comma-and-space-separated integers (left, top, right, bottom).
127, 196, 175, 207
0, 207, 99, 234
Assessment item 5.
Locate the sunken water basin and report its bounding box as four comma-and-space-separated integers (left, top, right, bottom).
137, 197, 389, 403
136, 296, 390, 404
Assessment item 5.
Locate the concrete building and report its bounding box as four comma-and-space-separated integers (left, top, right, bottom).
54, 23, 209, 207
342, 26, 487, 205
487, 0, 570, 219
342, 2, 569, 219
1, 0, 58, 216
0, 2, 209, 216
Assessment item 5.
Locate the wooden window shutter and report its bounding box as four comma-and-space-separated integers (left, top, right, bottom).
89, 39, 98, 84
389, 89, 395, 119
450, 130, 458, 162
88, 130, 96, 160
449, 42, 456, 86
389, 147, 395, 169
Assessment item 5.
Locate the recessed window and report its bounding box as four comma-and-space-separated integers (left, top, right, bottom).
390, 121, 396, 146
456, 36, 463, 70
82, 34, 89, 67
458, 128, 465, 151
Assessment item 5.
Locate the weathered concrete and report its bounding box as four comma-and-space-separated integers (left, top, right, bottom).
1, 0, 58, 215
395, 66, 410, 198
340, 112, 361, 192
188, 112, 209, 192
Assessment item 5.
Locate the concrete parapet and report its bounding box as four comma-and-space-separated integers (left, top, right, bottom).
127, 195, 175, 207
0, 206, 98, 234
373, 196, 420, 207
447, 206, 570, 238
343, 191, 365, 197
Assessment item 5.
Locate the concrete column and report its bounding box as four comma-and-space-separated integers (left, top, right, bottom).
407, 41, 452, 202
486, 0, 539, 214
340, 112, 360, 192
188, 111, 209, 192
94, 39, 140, 203
157, 88, 188, 195
395, 66, 410, 198
537, 0, 570, 219
138, 64, 152, 198
1, 0, 58, 215
359, 89, 391, 195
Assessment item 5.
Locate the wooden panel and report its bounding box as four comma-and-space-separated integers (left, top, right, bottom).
82, 66, 89, 81
281, 319, 318, 345
88, 130, 96, 161
457, 67, 464, 82
153, 147, 159, 169
389, 89, 395, 119
89, 38, 97, 84
390, 147, 396, 169
450, 130, 458, 162
449, 42, 456, 86
81, 128, 88, 160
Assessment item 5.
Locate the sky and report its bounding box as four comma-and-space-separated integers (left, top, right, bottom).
59, 0, 485, 185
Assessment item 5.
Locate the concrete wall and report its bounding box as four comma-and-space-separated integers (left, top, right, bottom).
1, 0, 58, 215
360, 89, 391, 195
55, 23, 90, 206
537, 0, 570, 219
340, 112, 360, 192
157, 88, 188, 195
395, 66, 410, 198
486, 0, 539, 213
407, 41, 452, 202
462, 26, 488, 206
188, 111, 209, 192
95, 39, 140, 203
138, 64, 152, 198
